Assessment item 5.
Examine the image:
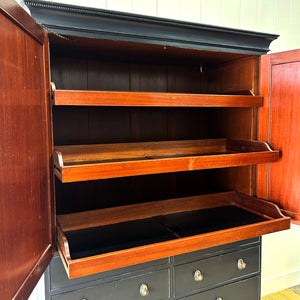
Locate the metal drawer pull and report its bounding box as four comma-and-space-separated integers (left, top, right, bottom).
238, 258, 247, 270
216, 298, 223, 300
194, 270, 204, 281
139, 283, 149, 296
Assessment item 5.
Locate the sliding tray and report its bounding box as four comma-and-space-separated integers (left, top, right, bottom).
53, 139, 279, 183
56, 191, 290, 279
51, 86, 263, 107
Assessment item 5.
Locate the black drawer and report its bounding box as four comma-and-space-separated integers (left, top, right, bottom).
174, 238, 260, 263
47, 253, 168, 293
181, 276, 260, 300
51, 268, 170, 300
174, 246, 260, 297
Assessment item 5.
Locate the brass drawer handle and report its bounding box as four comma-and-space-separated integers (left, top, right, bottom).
238, 258, 247, 270
194, 270, 204, 281
139, 283, 149, 297
216, 297, 223, 300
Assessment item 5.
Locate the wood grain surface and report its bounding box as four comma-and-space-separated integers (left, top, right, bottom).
0, 2, 54, 299
53, 89, 263, 107
56, 191, 289, 279
53, 139, 279, 182
258, 49, 300, 222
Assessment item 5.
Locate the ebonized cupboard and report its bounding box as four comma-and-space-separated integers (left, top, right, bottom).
1, 0, 299, 299
45, 238, 261, 299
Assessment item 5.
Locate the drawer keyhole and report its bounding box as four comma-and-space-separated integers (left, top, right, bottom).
139, 283, 149, 296
194, 270, 204, 281
237, 258, 247, 270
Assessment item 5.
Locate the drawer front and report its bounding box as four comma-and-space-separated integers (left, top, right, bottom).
174, 237, 259, 263
52, 268, 170, 300
48, 254, 168, 292
181, 276, 259, 300
174, 246, 259, 297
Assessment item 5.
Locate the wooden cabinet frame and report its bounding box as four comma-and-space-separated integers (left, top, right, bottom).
1, 0, 299, 298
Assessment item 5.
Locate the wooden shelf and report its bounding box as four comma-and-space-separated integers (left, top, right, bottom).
53, 139, 279, 183
51, 87, 263, 107
56, 191, 290, 279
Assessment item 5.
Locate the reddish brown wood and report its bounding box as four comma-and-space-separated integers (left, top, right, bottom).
208, 56, 260, 94
53, 89, 263, 107
49, 48, 259, 201
54, 139, 226, 163
207, 56, 260, 196
0, 0, 44, 44
257, 54, 271, 200
60, 217, 286, 278
0, 3, 54, 299
258, 50, 300, 221
57, 192, 236, 231
55, 150, 277, 183
56, 191, 289, 279
265, 48, 300, 65
53, 139, 279, 182
234, 191, 288, 219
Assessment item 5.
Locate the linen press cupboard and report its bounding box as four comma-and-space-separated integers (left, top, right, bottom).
1, 0, 300, 299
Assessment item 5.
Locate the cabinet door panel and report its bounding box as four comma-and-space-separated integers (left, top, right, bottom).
258, 49, 300, 222
0, 1, 54, 299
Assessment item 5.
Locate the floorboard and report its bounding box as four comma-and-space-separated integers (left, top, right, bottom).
262, 286, 300, 300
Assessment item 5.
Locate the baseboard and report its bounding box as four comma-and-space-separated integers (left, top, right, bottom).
261, 269, 300, 296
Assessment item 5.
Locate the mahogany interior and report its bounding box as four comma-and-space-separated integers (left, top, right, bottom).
50, 35, 260, 215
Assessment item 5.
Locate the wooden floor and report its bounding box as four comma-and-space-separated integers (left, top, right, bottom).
262, 285, 300, 300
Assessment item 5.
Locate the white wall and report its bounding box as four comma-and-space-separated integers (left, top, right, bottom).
28, 0, 300, 299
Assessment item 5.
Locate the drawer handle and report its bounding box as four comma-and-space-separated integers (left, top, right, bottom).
139, 283, 149, 297
237, 258, 247, 270
216, 298, 223, 300
194, 270, 204, 281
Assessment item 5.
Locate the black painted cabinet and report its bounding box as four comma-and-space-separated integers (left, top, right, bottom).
45, 238, 260, 299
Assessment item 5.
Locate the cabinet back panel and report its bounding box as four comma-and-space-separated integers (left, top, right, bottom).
56, 170, 228, 214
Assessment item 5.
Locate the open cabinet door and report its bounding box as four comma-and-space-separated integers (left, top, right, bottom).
0, 1, 54, 299
258, 49, 300, 223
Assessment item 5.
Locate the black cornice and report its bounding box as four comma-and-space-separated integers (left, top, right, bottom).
25, 0, 278, 54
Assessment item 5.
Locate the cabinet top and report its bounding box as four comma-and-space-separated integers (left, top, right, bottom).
25, 0, 278, 55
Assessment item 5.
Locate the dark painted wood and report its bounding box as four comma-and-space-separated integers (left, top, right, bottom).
45, 238, 260, 299
174, 246, 259, 297
184, 276, 260, 300
51, 268, 170, 300
25, 0, 277, 54
0, 2, 54, 299
49, 34, 255, 66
